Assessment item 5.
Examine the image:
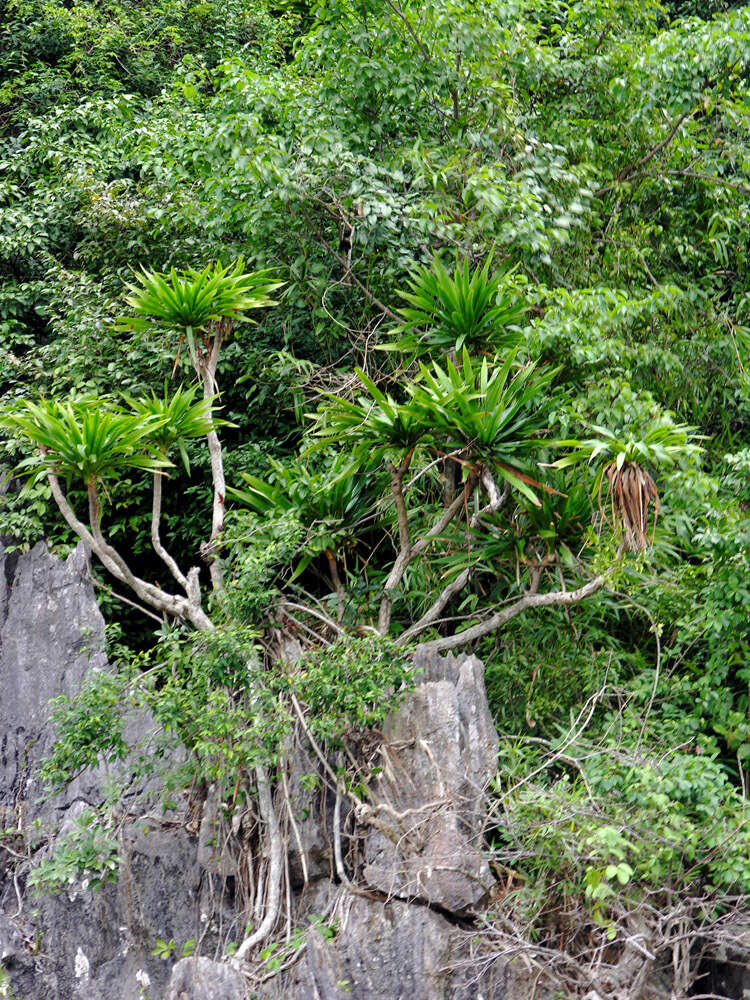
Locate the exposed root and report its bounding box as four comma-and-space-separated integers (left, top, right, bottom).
234, 765, 283, 961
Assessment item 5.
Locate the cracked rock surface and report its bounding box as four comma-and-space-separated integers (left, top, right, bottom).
256, 892, 510, 1000
0, 542, 213, 1000
362, 648, 498, 912
0, 541, 108, 835
0, 540, 523, 999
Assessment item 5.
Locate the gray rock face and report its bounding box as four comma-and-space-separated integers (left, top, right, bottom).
29, 824, 206, 1000
256, 649, 502, 1000
362, 649, 498, 911
167, 956, 247, 1000
0, 541, 108, 833
4, 539, 750, 1000
260, 892, 508, 1000
286, 740, 333, 888
0, 541, 506, 1000
0, 542, 217, 1000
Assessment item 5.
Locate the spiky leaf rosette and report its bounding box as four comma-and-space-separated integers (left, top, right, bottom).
311, 349, 557, 502
117, 259, 283, 368
309, 367, 427, 461
406, 348, 558, 503
1, 397, 170, 487
125, 383, 230, 474
382, 254, 526, 358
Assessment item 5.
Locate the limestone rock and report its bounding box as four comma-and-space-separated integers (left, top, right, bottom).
167, 957, 247, 1000
261, 891, 510, 1000
362, 648, 498, 911
0, 541, 108, 833
0, 542, 507, 1000
0, 541, 216, 1000
7, 824, 207, 1000
198, 784, 239, 877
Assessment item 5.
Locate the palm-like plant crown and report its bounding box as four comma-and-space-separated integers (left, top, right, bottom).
553, 421, 701, 472
409, 349, 554, 452
229, 452, 378, 562
554, 419, 702, 551
384, 255, 526, 356
125, 383, 225, 473
2, 398, 169, 487
312, 349, 557, 503
121, 259, 282, 334
311, 368, 428, 458
118, 260, 283, 372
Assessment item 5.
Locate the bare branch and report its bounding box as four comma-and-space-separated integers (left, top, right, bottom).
47, 469, 213, 631
410, 469, 479, 562
326, 548, 346, 622
478, 465, 503, 510
234, 764, 283, 961
666, 168, 750, 197
395, 566, 472, 647
394, 469, 507, 645
288, 693, 405, 846
602, 166, 750, 198
333, 784, 356, 890
281, 758, 308, 887
201, 335, 226, 590
282, 600, 345, 637
290, 693, 348, 794
470, 470, 511, 530
189, 319, 230, 592
378, 449, 416, 635
151, 471, 190, 591
47, 468, 106, 563
303, 201, 401, 322
86, 480, 157, 597
89, 575, 165, 625
420, 573, 607, 654
384, 0, 431, 62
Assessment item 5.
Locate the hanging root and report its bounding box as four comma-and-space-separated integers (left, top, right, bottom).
603, 461, 659, 552
234, 764, 283, 961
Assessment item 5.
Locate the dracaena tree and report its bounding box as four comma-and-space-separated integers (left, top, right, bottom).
0, 254, 700, 970
233, 256, 700, 655
299, 348, 607, 647
118, 259, 283, 586
1, 262, 285, 966
2, 389, 219, 631
2, 253, 698, 668
2, 260, 281, 628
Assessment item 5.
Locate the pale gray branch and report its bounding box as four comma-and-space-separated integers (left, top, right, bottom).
395, 566, 472, 647
151, 470, 190, 591
378, 451, 415, 634
201, 325, 226, 591
419, 574, 607, 654
393, 469, 507, 645
47, 470, 213, 631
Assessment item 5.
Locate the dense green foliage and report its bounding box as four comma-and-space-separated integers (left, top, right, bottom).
1, 0, 749, 986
